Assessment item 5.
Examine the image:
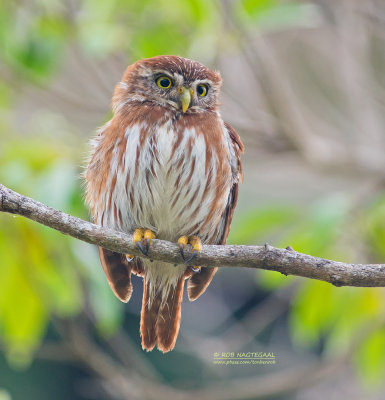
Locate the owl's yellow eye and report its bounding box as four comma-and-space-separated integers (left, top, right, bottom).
197, 84, 208, 97
156, 76, 172, 89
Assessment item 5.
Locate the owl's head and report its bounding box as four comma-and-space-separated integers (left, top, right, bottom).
113, 55, 222, 114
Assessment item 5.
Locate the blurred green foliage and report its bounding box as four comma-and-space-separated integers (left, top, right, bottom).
0, 135, 80, 366
0, 0, 313, 82
239, 0, 314, 31
229, 191, 385, 385
0, 129, 127, 366
1, 0, 385, 391
0, 0, 221, 82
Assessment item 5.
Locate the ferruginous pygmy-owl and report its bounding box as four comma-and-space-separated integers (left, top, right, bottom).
85, 55, 244, 353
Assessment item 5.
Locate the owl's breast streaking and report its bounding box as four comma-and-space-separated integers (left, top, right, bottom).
89, 105, 233, 244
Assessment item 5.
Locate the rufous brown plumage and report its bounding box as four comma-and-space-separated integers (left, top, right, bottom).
85, 55, 243, 352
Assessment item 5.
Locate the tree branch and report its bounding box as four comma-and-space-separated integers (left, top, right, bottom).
1, 183, 385, 287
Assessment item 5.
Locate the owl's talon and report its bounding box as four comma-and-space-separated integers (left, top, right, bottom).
178, 236, 189, 261
133, 228, 156, 257
137, 241, 147, 256
179, 245, 186, 261
177, 235, 201, 264
145, 239, 150, 254
185, 250, 198, 264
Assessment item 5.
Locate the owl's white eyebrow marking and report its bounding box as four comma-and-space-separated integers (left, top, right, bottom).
150, 70, 172, 78
193, 79, 213, 86
152, 70, 183, 84
148, 70, 184, 87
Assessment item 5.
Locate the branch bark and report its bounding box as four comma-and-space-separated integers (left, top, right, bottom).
1, 183, 385, 287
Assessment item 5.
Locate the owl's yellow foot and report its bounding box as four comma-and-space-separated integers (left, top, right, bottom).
133, 228, 156, 256
177, 235, 202, 264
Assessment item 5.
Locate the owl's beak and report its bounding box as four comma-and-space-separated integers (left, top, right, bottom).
178, 87, 192, 113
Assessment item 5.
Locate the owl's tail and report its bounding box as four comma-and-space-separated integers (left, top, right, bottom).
140, 272, 185, 353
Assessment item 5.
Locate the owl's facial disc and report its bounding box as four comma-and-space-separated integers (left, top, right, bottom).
177, 87, 193, 113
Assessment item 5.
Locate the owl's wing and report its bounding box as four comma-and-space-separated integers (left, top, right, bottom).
98, 247, 144, 303
217, 122, 244, 244
87, 117, 147, 302
187, 122, 244, 301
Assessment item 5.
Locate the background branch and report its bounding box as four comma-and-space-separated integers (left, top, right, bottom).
1, 183, 385, 287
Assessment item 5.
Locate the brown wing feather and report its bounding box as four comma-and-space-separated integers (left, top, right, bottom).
224, 121, 244, 183
98, 247, 143, 302
187, 122, 244, 301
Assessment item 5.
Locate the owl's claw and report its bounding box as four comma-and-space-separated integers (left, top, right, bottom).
177, 235, 202, 265
185, 250, 198, 264
179, 245, 186, 260
178, 236, 189, 261
137, 241, 147, 256
133, 228, 156, 256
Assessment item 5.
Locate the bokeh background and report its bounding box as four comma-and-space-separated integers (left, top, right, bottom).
1, 0, 385, 399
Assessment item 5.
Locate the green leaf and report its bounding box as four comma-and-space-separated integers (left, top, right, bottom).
355, 329, 385, 386
257, 270, 293, 290
241, 0, 278, 18
238, 0, 319, 32
71, 241, 124, 336
0, 6, 67, 81
289, 280, 341, 346
228, 205, 298, 245
325, 288, 385, 355
278, 194, 351, 259
361, 193, 385, 260
0, 136, 85, 362
0, 248, 48, 367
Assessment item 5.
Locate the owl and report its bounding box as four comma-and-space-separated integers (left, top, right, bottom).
85, 55, 243, 353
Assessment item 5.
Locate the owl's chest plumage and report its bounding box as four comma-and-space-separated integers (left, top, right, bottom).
89, 108, 233, 244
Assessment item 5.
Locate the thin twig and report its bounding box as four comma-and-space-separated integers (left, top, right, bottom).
1, 183, 385, 287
